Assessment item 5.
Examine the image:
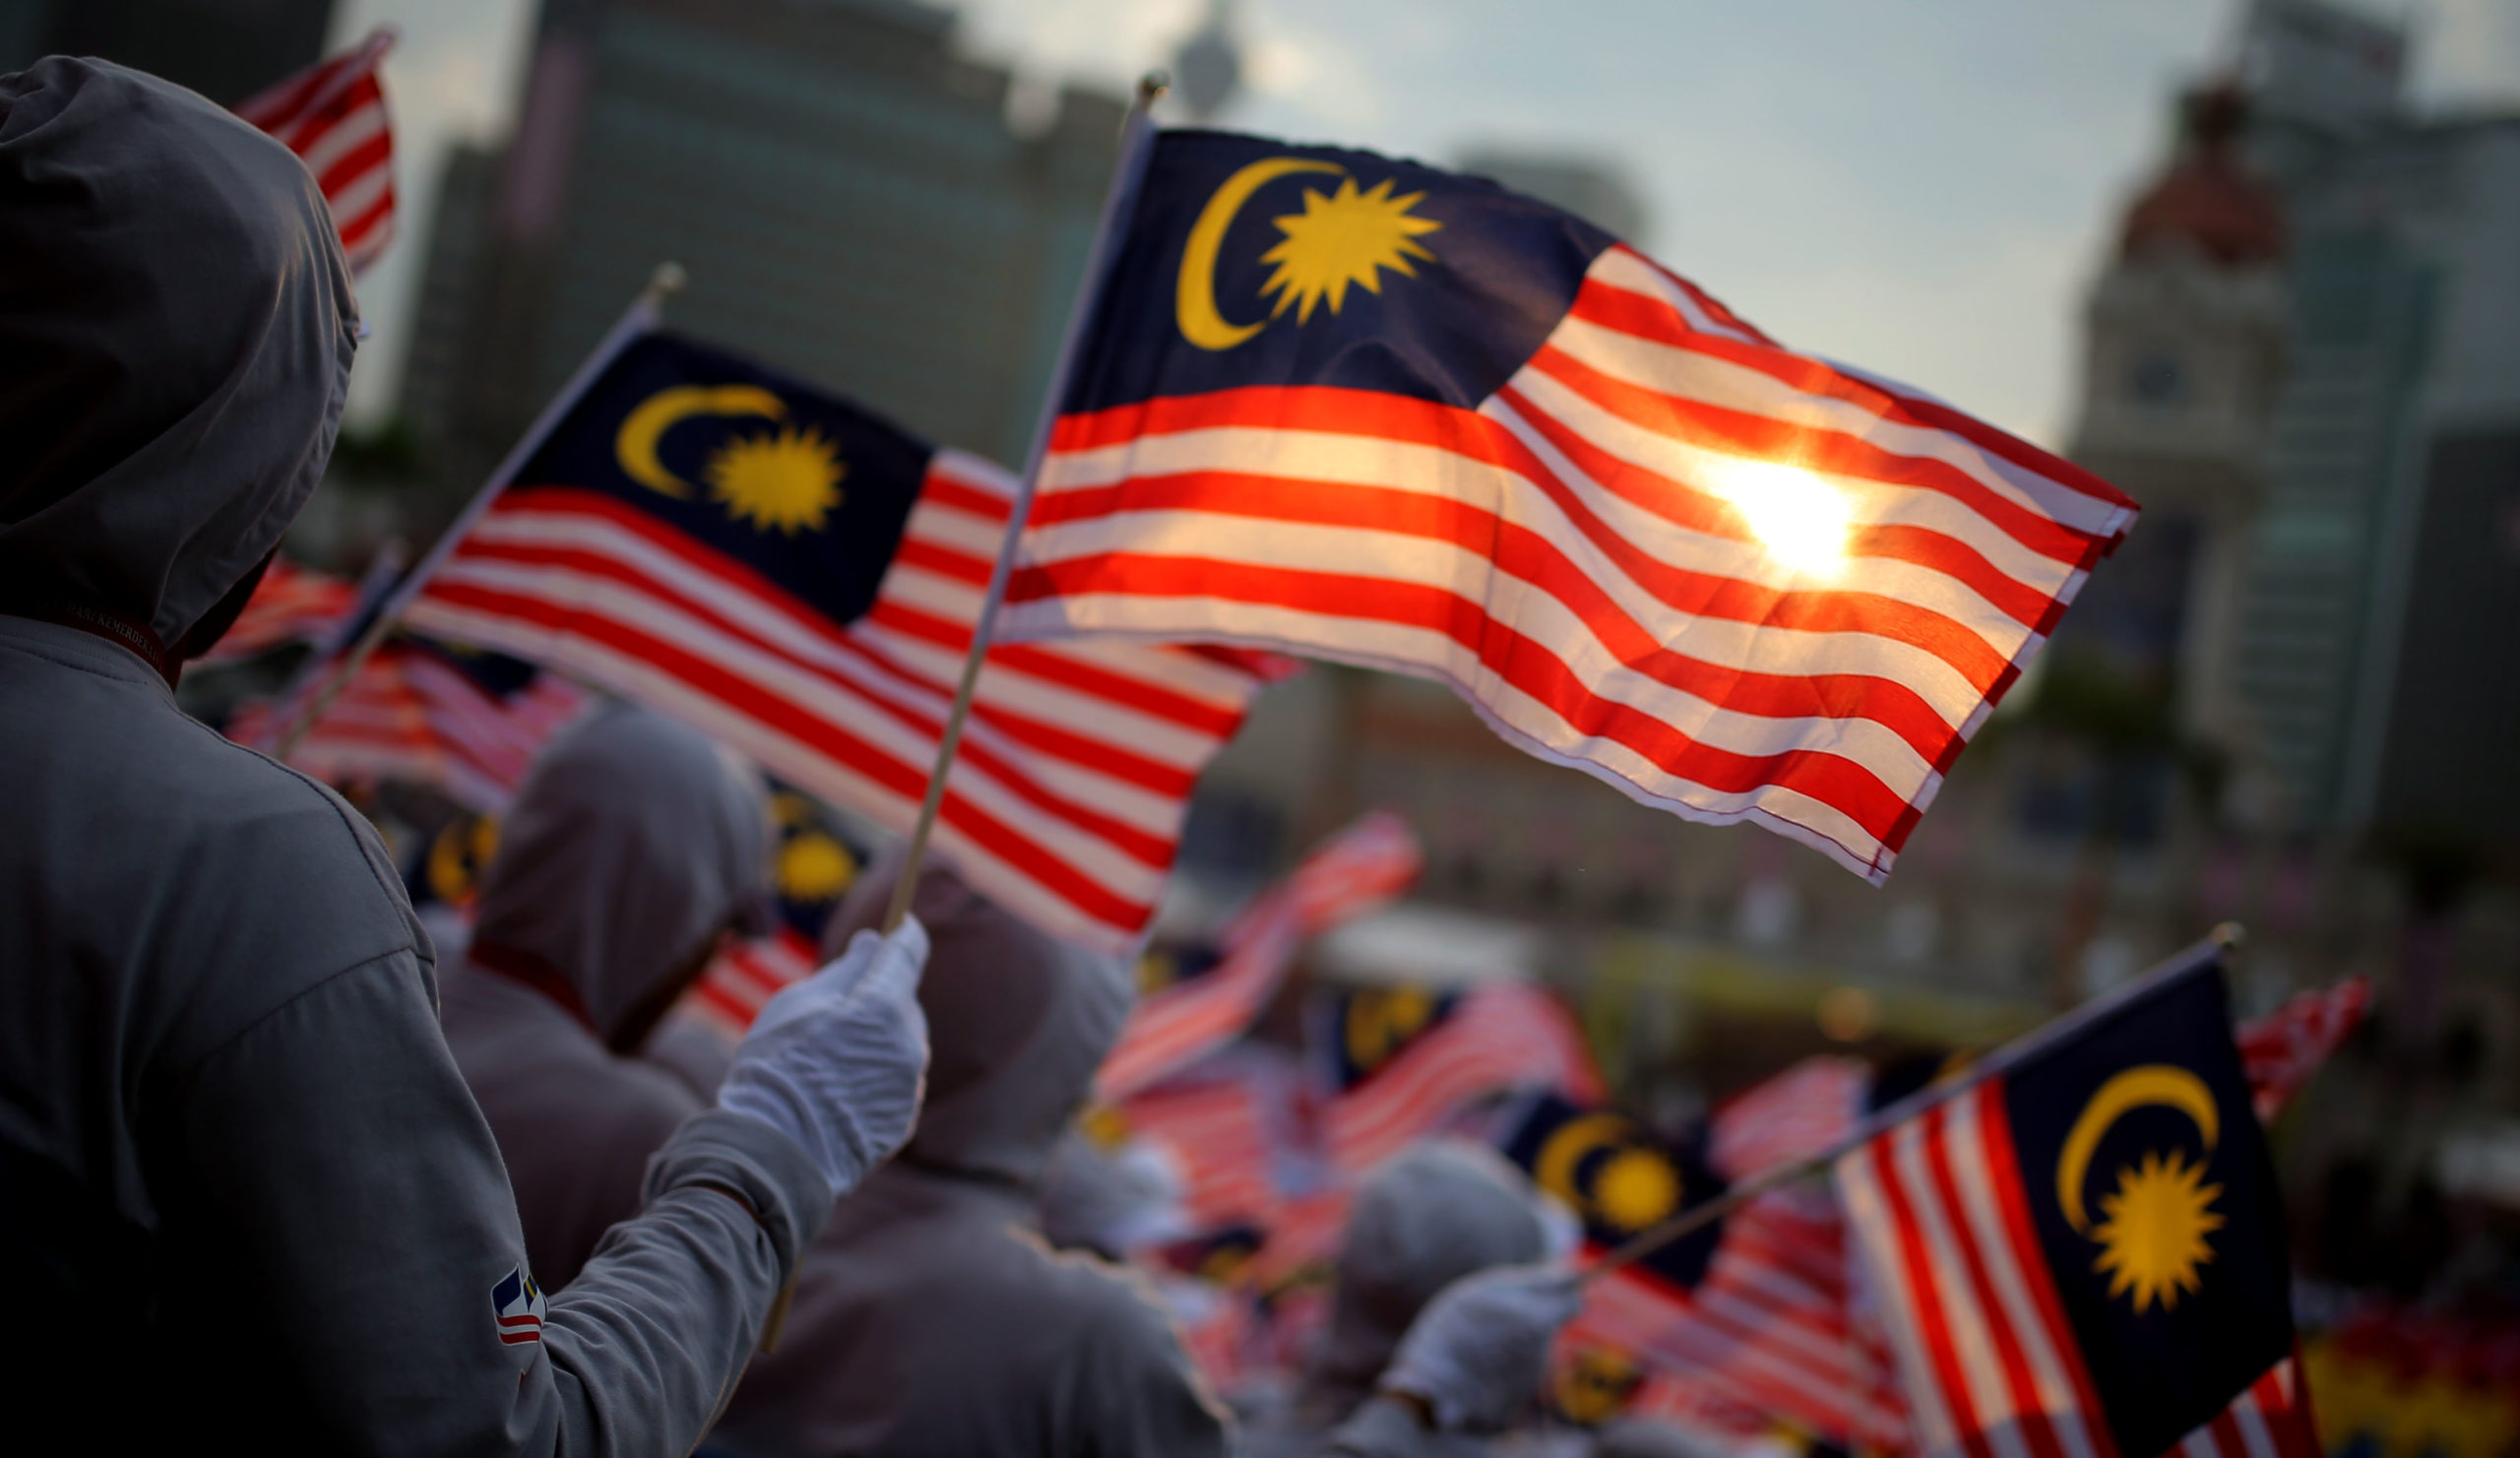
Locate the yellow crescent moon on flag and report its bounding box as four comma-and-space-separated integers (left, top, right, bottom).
1534, 1111, 1635, 1209
2055, 1064, 2220, 1235
1176, 156, 1345, 351
614, 384, 788, 498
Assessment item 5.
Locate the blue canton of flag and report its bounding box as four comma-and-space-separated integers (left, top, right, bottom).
1496, 1092, 1727, 1290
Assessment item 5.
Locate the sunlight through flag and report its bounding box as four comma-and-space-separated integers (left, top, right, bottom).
1002, 132, 2138, 882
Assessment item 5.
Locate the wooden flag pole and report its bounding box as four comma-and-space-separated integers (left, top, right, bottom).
1580, 923, 2245, 1284
756, 75, 1169, 1360
270, 264, 685, 761
875, 73, 1167, 936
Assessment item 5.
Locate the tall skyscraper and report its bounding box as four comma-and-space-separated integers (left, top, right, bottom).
415, 0, 1124, 474
2, 0, 335, 105
2225, 0, 2520, 842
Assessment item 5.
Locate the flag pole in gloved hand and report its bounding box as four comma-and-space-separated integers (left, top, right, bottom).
756, 71, 1169, 1358
1581, 923, 2247, 1285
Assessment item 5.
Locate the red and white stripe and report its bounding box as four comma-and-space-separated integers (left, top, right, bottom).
230, 641, 591, 811
405, 448, 1275, 952
234, 30, 397, 274
1836, 1080, 2113, 1458
682, 927, 820, 1040
1568, 1078, 1906, 1451
1324, 981, 1605, 1174
2236, 979, 2369, 1122
198, 557, 355, 665
1709, 1054, 1866, 1181
1007, 243, 2137, 882
1096, 809, 1421, 1101
1120, 1067, 1289, 1228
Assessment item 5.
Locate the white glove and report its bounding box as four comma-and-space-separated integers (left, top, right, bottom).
718, 919, 930, 1200
1380, 1263, 1583, 1433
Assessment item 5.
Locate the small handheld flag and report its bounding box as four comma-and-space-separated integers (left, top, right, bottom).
1004, 131, 2139, 882
1095, 808, 1422, 1102
1836, 950, 2316, 1458
234, 30, 398, 274
399, 324, 1273, 949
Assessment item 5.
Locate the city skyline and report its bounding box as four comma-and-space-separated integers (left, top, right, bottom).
328, 0, 2520, 449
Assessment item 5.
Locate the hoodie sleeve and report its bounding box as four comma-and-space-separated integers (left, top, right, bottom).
166, 948, 829, 1457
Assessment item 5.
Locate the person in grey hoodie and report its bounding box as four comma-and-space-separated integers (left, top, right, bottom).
706, 854, 1236, 1458
442, 703, 777, 1290
0, 56, 928, 1456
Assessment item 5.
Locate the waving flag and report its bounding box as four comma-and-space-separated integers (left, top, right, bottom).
1315, 981, 1604, 1173
400, 331, 1274, 950
230, 635, 590, 810
1003, 132, 2137, 881
234, 30, 397, 274
1505, 1080, 1907, 1450
1097, 809, 1422, 1100
1837, 952, 2317, 1458
2236, 978, 2368, 1122
197, 557, 355, 666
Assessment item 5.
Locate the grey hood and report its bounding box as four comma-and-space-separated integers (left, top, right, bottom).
1315, 1140, 1547, 1403
472, 703, 770, 1041
0, 57, 357, 650
824, 855, 1132, 1185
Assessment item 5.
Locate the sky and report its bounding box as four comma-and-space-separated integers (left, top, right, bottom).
330, 0, 2520, 447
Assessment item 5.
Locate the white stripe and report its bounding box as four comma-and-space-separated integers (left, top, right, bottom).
1002, 591, 1899, 878
1579, 249, 2129, 539
2230, 1388, 2281, 1458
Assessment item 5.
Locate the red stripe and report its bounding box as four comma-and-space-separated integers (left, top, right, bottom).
1014, 549, 1916, 855
858, 596, 1241, 737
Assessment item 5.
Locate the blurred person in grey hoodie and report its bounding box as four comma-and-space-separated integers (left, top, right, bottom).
440, 703, 778, 1288
706, 855, 1235, 1458
0, 55, 928, 1456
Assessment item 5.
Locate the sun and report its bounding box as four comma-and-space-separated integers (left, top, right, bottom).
704, 424, 847, 535
1258, 176, 1442, 325
2090, 1148, 2226, 1313
1592, 1148, 1683, 1233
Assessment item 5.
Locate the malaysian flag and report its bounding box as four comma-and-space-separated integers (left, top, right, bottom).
400, 329, 1275, 950
491, 1265, 546, 1346
1316, 980, 1604, 1174
1097, 809, 1422, 1101
1002, 132, 2138, 883
1708, 1055, 1867, 1182
1503, 1086, 1907, 1450
231, 635, 591, 811
1836, 949, 2319, 1458
234, 30, 397, 274
2236, 978, 2368, 1122
1113, 1046, 1304, 1229
196, 556, 355, 666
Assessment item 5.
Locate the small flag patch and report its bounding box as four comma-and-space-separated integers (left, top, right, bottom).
492, 1266, 545, 1346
